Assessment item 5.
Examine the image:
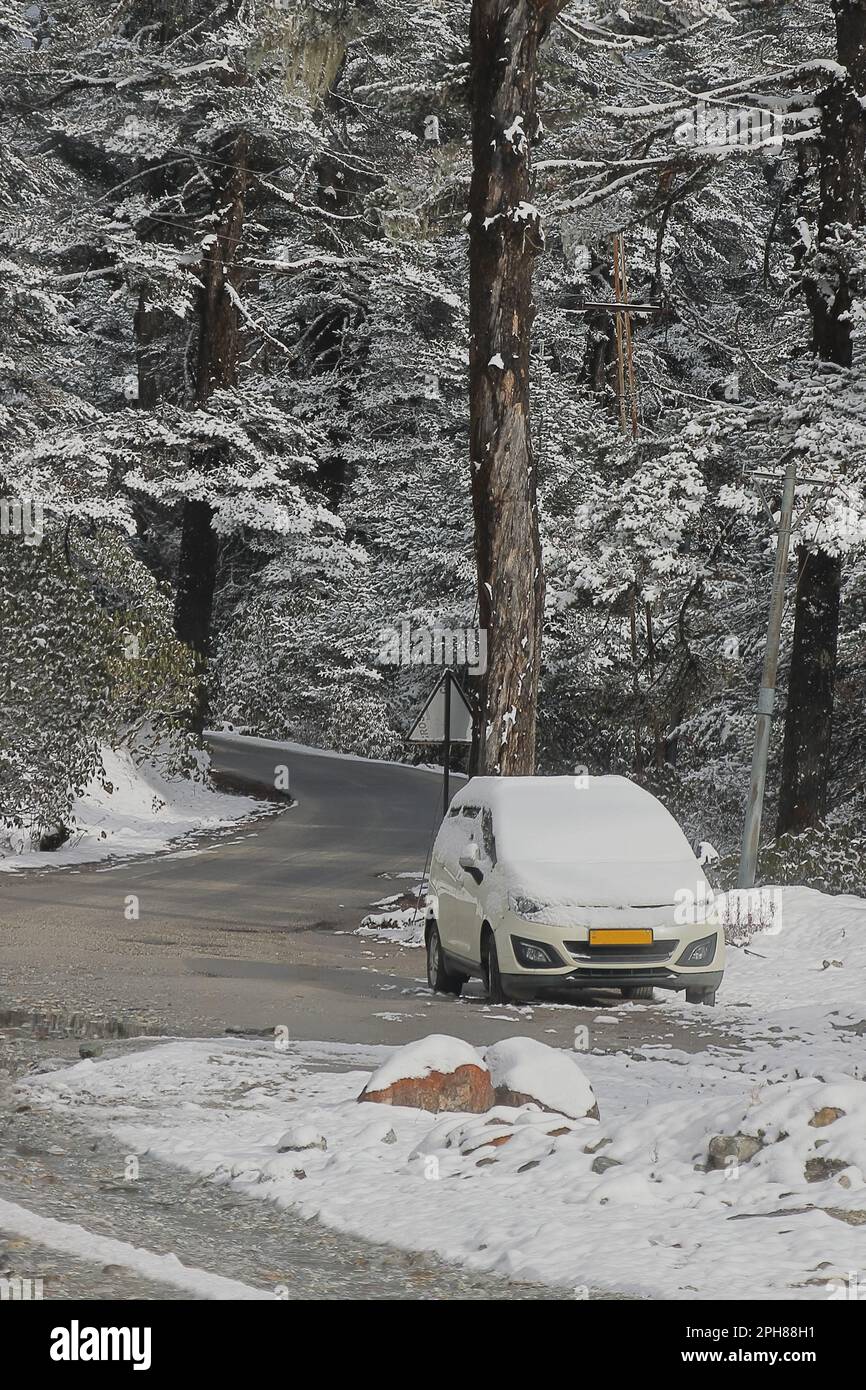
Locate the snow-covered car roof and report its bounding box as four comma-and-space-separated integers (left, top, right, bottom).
449, 775, 699, 867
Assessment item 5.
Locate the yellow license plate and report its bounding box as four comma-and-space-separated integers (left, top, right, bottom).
589, 929, 653, 946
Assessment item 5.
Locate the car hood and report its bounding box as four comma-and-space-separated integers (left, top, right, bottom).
500, 859, 711, 925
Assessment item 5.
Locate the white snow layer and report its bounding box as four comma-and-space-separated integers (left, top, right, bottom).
365, 1034, 486, 1090
0, 746, 262, 872
485, 1037, 597, 1118
0, 1197, 271, 1299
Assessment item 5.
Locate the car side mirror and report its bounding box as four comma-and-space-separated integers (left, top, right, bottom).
459, 844, 484, 883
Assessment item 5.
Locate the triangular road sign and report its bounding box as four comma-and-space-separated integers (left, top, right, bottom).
408, 671, 474, 744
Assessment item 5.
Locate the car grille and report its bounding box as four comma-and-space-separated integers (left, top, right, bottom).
564, 940, 679, 963
568, 966, 674, 981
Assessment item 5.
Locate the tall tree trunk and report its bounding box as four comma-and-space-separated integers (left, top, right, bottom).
174, 131, 248, 729
777, 0, 866, 834
468, 0, 562, 775
777, 548, 842, 830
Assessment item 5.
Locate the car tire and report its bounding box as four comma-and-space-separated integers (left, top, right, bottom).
426, 922, 464, 996
482, 933, 510, 1005
685, 987, 717, 1006
621, 986, 654, 1001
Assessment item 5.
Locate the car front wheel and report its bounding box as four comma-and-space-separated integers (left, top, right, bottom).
482, 933, 510, 1005
426, 922, 464, 996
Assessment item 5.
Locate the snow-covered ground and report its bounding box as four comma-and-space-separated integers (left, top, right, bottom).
0, 1197, 270, 1299
356, 882, 427, 946
19, 885, 866, 1300
0, 746, 263, 873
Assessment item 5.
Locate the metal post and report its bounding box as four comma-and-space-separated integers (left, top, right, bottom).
443, 670, 451, 819
738, 454, 799, 888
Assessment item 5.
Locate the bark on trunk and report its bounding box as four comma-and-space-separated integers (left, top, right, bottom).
174, 132, 248, 727
777, 548, 842, 832
777, 0, 866, 835
468, 0, 563, 775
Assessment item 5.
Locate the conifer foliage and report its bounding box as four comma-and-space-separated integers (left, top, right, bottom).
1, 1, 865, 886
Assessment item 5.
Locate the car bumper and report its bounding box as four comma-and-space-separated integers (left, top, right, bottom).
501, 966, 724, 996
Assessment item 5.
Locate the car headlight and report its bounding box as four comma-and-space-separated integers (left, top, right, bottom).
508, 893, 546, 919
510, 935, 564, 969
676, 933, 718, 967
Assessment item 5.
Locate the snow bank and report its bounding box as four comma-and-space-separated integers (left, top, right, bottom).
0, 1196, 270, 1300
356, 886, 426, 946
0, 746, 263, 872
719, 885, 866, 1027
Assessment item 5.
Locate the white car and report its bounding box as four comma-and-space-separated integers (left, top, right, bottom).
426, 776, 724, 1006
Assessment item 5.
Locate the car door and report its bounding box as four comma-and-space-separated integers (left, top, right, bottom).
464, 805, 497, 966
431, 806, 468, 957
447, 805, 485, 960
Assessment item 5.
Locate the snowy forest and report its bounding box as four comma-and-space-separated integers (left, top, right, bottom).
2, 0, 866, 891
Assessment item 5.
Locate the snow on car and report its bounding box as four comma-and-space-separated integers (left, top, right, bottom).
425, 775, 724, 1006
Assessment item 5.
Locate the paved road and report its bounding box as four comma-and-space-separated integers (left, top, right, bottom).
0, 735, 726, 1055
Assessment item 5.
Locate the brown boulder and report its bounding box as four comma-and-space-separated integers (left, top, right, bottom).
805, 1157, 849, 1183
360, 1062, 494, 1113
708, 1133, 763, 1169
809, 1106, 846, 1128
359, 1035, 494, 1114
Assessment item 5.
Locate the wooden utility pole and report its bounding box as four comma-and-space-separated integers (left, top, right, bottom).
468, 0, 566, 775
582, 238, 660, 437
584, 238, 658, 773
612, 235, 640, 438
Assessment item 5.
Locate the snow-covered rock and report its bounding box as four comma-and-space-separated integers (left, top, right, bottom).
707, 1132, 762, 1169
485, 1037, 599, 1120
410, 1104, 587, 1175
358, 1035, 494, 1114
276, 1124, 327, 1153
356, 887, 426, 946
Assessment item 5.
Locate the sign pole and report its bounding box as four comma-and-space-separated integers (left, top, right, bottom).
407, 669, 473, 819
443, 671, 451, 818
